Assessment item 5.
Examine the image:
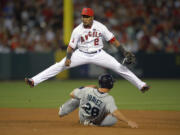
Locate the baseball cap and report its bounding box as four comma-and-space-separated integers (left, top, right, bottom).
81, 8, 94, 17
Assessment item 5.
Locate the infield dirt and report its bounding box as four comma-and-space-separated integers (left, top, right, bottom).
0, 108, 180, 135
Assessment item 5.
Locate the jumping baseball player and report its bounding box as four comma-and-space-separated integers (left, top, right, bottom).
25, 7, 150, 93
59, 74, 138, 127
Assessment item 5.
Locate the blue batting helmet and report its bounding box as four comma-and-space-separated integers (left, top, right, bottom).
98, 74, 115, 89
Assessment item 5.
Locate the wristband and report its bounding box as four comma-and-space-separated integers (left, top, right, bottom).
66, 52, 72, 59
117, 45, 126, 56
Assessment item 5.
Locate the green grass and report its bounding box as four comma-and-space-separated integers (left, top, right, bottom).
0, 79, 180, 110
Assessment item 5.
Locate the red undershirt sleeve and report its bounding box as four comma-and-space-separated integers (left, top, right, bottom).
108, 37, 116, 44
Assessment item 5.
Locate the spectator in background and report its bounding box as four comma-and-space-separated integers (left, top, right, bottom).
0, 28, 10, 53
0, 0, 179, 53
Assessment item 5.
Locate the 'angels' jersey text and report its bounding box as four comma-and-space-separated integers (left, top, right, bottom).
69, 20, 114, 53
80, 30, 102, 46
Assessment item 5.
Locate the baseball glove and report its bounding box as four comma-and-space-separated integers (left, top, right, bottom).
122, 52, 136, 65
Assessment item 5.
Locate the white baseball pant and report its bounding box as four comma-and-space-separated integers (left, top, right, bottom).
32, 49, 146, 90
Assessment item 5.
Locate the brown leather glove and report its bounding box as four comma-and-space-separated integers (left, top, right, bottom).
122, 52, 136, 65
117, 45, 136, 65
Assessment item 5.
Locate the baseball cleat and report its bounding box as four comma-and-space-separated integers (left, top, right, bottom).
25, 78, 34, 88
141, 85, 150, 93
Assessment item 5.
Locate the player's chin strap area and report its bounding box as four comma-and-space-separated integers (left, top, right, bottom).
79, 49, 101, 54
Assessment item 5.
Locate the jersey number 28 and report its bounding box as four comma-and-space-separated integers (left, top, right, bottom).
84, 103, 99, 117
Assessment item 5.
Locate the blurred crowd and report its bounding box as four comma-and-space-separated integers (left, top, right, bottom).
0, 0, 180, 53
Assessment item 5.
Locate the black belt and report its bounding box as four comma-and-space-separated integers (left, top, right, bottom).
79, 49, 101, 54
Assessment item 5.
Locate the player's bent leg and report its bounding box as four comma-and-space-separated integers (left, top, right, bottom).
93, 50, 146, 90
31, 58, 67, 86
100, 114, 117, 126
113, 63, 146, 90
31, 50, 88, 86
59, 98, 80, 117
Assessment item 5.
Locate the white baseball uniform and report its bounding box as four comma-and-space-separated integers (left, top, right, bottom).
32, 20, 146, 90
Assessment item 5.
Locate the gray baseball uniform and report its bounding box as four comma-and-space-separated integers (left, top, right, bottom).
73, 87, 118, 126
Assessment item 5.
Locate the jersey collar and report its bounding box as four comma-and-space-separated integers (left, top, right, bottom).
83, 21, 94, 29
93, 88, 108, 97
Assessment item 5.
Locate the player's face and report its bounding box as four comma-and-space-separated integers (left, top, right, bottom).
82, 15, 93, 27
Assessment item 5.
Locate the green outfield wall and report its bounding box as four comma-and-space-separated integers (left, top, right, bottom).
0, 52, 180, 80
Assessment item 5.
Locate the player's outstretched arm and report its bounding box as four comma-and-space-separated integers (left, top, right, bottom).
112, 110, 138, 128
70, 86, 97, 99
65, 46, 74, 66
110, 38, 136, 65
85, 85, 98, 88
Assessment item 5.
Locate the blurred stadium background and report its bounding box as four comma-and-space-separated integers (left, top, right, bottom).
0, 0, 180, 109
0, 0, 180, 79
